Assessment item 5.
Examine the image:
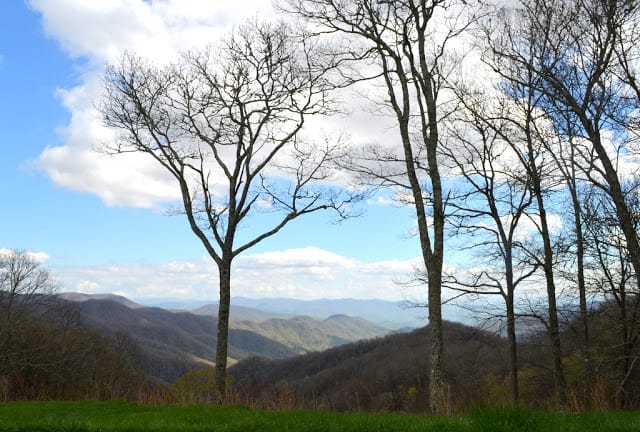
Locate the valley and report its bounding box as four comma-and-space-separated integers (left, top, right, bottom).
60, 293, 396, 383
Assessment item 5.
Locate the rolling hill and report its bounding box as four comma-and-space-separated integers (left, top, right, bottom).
229, 321, 509, 412
231, 314, 391, 353
191, 303, 293, 323
62, 293, 395, 383
75, 298, 297, 382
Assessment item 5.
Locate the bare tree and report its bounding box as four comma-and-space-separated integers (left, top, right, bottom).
280, 0, 480, 413
480, 3, 605, 411
442, 88, 539, 404
496, 0, 640, 298
0, 249, 56, 325
101, 21, 356, 397
582, 187, 640, 407
483, 0, 640, 409
542, 107, 597, 409
0, 249, 58, 378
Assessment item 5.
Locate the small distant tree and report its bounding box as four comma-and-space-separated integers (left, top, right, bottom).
101, 20, 356, 397
0, 249, 58, 376
0, 249, 150, 401
0, 249, 56, 322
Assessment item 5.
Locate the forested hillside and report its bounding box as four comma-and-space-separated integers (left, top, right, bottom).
230, 321, 507, 412
229, 300, 640, 412
64, 295, 392, 383
76, 299, 297, 383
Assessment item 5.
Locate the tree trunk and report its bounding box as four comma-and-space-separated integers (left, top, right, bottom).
428, 267, 445, 413
525, 101, 567, 411
537, 193, 568, 411
506, 289, 519, 404
393, 78, 446, 413
423, 66, 446, 416
570, 184, 591, 410
215, 258, 232, 399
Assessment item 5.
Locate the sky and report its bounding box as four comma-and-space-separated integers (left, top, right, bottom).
0, 0, 432, 304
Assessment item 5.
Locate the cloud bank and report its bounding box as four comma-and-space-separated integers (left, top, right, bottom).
54, 246, 426, 302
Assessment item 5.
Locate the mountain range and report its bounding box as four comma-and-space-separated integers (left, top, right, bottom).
59, 293, 395, 383
190, 296, 470, 328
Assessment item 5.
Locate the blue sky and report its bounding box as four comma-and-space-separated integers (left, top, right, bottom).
0, 1, 431, 302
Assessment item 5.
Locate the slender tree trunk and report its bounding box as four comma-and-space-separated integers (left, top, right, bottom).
402, 122, 445, 413
536, 192, 568, 411
524, 100, 567, 410
618, 289, 630, 408
506, 289, 519, 404
570, 185, 591, 410
499, 235, 519, 405
392, 75, 446, 413
215, 257, 232, 399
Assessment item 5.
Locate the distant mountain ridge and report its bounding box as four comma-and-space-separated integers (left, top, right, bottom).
74, 298, 296, 383
231, 297, 419, 327
192, 303, 293, 323
123, 296, 436, 328
61, 292, 396, 382
58, 292, 142, 308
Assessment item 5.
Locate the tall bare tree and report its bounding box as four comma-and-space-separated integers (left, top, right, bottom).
281, 0, 479, 412
582, 187, 640, 407
543, 108, 596, 410
101, 21, 355, 397
494, 0, 640, 298
483, 0, 640, 408
443, 89, 538, 404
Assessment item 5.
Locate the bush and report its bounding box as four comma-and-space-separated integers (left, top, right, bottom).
171, 367, 220, 404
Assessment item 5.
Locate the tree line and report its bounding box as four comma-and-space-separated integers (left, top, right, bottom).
4, 0, 637, 413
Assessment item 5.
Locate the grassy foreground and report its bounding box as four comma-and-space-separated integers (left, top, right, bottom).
1, 400, 639, 432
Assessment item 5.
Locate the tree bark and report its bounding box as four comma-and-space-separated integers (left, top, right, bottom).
428, 264, 445, 412
570, 183, 591, 410
506, 288, 519, 404
535, 185, 568, 411
215, 257, 232, 399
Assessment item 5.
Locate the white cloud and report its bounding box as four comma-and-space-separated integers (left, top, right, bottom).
28, 0, 271, 64
28, 0, 419, 210
54, 247, 426, 301
487, 212, 563, 243
29, 0, 280, 208
0, 248, 50, 263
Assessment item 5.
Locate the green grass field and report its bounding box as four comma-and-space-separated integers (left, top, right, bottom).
1, 401, 639, 432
